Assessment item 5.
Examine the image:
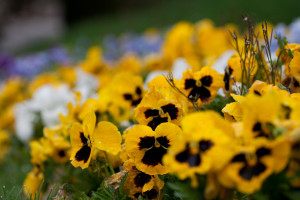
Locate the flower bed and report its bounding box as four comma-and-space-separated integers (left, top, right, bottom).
1, 17, 300, 200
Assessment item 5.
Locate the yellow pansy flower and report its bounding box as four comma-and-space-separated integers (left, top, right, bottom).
125, 123, 180, 175
70, 111, 122, 169
179, 67, 223, 105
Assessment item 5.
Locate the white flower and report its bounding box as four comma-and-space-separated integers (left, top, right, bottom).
31, 84, 75, 126
14, 102, 36, 142
14, 84, 75, 142
211, 50, 235, 74
171, 58, 192, 80
74, 68, 99, 103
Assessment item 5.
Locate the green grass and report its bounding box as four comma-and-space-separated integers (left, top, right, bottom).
20, 0, 300, 53
0, 136, 31, 189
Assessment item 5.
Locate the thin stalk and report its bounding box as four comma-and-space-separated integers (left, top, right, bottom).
164, 73, 200, 111
103, 164, 110, 177
104, 151, 115, 174
275, 50, 283, 83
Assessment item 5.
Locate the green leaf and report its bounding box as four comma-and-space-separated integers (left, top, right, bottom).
167, 181, 202, 200
253, 192, 268, 200
35, 180, 44, 200
278, 83, 287, 90
119, 172, 128, 196
138, 195, 144, 200
285, 191, 300, 200
103, 187, 113, 198
287, 170, 300, 181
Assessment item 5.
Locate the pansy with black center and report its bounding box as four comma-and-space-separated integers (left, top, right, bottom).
282, 76, 300, 93
125, 123, 180, 175
241, 91, 284, 141
223, 53, 261, 95
180, 67, 223, 105
135, 87, 184, 131
223, 53, 243, 93
120, 159, 164, 199
43, 125, 71, 163
163, 111, 234, 187
110, 72, 144, 108
51, 140, 71, 163
218, 138, 290, 194
70, 110, 122, 169
280, 46, 300, 93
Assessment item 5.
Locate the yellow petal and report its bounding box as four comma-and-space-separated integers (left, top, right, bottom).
222, 102, 243, 122
290, 51, 300, 80
93, 121, 122, 155
83, 110, 96, 134
154, 122, 181, 146
70, 122, 85, 148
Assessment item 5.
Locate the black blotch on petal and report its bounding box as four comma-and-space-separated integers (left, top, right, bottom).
134, 189, 158, 200
228, 67, 233, 75
292, 142, 300, 150
142, 146, 167, 166
123, 94, 133, 100
138, 136, 155, 150
198, 87, 211, 102
200, 76, 213, 87
156, 136, 170, 148
144, 109, 160, 118
256, 147, 271, 158
239, 162, 266, 180
224, 67, 233, 91
188, 87, 200, 100
294, 79, 300, 87
147, 116, 168, 130
75, 145, 91, 163
161, 104, 178, 120
252, 122, 262, 132
253, 122, 272, 138
175, 146, 189, 162
254, 90, 261, 96
134, 193, 142, 198
95, 111, 101, 123
186, 154, 201, 167
136, 87, 142, 95
132, 98, 142, 106
188, 86, 211, 102
58, 150, 66, 157
144, 189, 158, 199
185, 79, 196, 89
175, 145, 201, 167
224, 72, 230, 90
231, 153, 247, 163
199, 140, 214, 152
134, 172, 152, 188
80, 132, 88, 145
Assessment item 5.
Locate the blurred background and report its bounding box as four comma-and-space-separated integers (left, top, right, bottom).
1, 0, 300, 195
1, 0, 300, 54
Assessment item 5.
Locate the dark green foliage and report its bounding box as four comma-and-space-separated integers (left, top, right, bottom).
90, 173, 130, 200
164, 175, 206, 200
202, 95, 234, 115
253, 170, 295, 200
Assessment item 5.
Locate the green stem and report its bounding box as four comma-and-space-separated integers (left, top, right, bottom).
104, 151, 115, 174
103, 163, 110, 177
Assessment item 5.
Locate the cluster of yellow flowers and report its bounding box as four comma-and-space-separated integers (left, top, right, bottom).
1, 19, 300, 199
